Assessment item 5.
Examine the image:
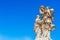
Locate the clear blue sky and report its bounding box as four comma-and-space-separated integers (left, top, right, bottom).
0, 0, 60, 40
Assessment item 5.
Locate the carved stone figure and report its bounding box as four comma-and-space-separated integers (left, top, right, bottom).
34, 5, 55, 40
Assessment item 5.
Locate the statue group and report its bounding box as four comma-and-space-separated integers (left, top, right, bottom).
34, 5, 55, 40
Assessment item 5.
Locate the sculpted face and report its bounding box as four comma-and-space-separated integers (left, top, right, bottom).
50, 9, 54, 15
40, 5, 45, 14
36, 15, 40, 19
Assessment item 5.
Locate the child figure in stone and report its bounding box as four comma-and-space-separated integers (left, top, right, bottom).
34, 15, 42, 40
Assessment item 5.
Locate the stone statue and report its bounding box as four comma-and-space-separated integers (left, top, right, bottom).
34, 5, 55, 40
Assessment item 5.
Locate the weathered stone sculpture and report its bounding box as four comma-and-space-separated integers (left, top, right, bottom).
34, 5, 55, 40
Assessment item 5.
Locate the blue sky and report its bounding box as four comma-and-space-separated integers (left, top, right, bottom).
0, 0, 60, 40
